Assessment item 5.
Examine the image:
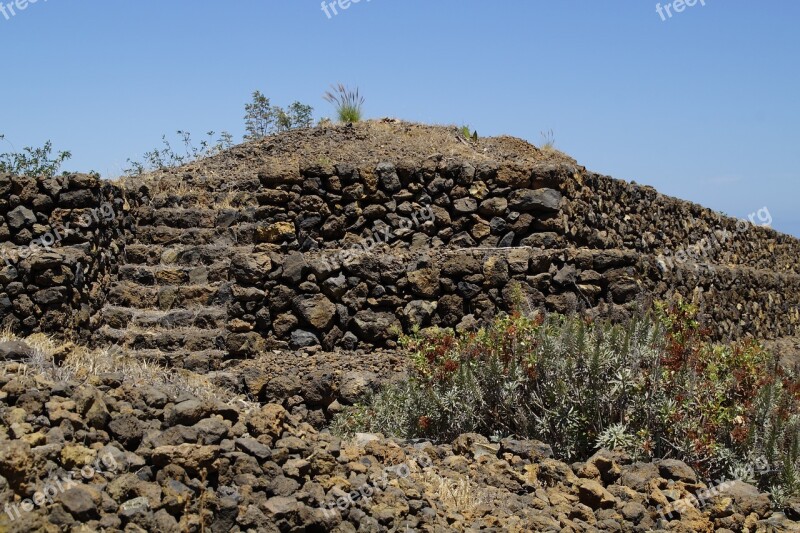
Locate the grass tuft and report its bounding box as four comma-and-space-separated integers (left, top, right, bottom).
1, 330, 254, 407
324, 84, 365, 123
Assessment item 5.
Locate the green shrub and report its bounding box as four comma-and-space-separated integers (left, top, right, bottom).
323, 83, 364, 123
332, 301, 800, 499
244, 91, 314, 140
0, 135, 71, 177
277, 101, 314, 132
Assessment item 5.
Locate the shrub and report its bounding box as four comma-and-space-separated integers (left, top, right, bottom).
124, 130, 233, 176
278, 101, 314, 131
323, 83, 364, 123
244, 91, 314, 140
332, 300, 800, 499
0, 135, 71, 177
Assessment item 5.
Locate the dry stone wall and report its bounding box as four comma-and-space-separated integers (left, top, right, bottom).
0, 173, 130, 337
219, 158, 800, 351
2, 155, 798, 354
560, 170, 800, 274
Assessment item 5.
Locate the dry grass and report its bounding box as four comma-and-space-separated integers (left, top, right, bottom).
0, 329, 254, 408
118, 120, 577, 201
412, 468, 495, 518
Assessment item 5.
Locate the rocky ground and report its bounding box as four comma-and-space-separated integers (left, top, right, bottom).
1, 337, 799, 532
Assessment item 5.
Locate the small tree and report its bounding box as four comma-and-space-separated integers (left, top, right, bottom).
244, 92, 314, 140
0, 135, 72, 177
244, 91, 277, 140
281, 101, 314, 131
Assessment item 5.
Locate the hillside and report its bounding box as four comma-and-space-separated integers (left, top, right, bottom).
0, 120, 798, 532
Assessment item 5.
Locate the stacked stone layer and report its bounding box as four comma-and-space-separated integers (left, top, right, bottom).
1, 152, 798, 362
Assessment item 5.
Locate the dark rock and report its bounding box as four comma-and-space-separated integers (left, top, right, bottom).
619, 462, 660, 492
7, 206, 36, 229
0, 340, 33, 361
108, 414, 146, 449
553, 265, 578, 286
193, 417, 229, 445
290, 329, 319, 348
453, 198, 478, 214
499, 438, 553, 460
658, 458, 697, 483
58, 485, 100, 520
508, 188, 562, 213
352, 310, 401, 342
170, 400, 211, 426
376, 162, 401, 192
235, 438, 272, 460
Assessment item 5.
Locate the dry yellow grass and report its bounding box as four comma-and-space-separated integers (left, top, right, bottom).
413, 469, 491, 517
117, 120, 577, 199
0, 329, 255, 408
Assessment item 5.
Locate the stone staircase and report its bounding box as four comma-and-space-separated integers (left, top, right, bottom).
91, 195, 257, 371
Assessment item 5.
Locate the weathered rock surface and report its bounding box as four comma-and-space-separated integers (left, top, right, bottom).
0, 361, 792, 532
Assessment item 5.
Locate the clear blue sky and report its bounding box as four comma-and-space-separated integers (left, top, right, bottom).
1, 1, 798, 236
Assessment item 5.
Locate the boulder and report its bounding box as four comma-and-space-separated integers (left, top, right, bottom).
508, 188, 562, 213
352, 310, 401, 342
0, 340, 34, 362
575, 478, 616, 510
7, 206, 37, 229
292, 294, 336, 330
257, 222, 296, 243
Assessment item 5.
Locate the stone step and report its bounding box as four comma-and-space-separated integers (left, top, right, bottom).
136, 207, 256, 229
103, 347, 229, 372
118, 263, 228, 286
145, 185, 261, 210
98, 305, 228, 330
124, 243, 255, 267
94, 325, 227, 352
132, 225, 257, 246
105, 281, 228, 309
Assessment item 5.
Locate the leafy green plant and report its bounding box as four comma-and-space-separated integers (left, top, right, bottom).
332, 301, 800, 501
0, 134, 72, 177
244, 91, 314, 140
278, 101, 314, 131
323, 83, 364, 123
459, 125, 478, 141
243, 91, 274, 140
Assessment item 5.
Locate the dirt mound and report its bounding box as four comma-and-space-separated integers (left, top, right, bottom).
130, 120, 575, 192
